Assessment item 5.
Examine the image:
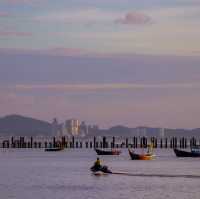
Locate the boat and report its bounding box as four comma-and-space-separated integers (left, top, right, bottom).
90, 165, 112, 175
44, 147, 64, 152
128, 147, 155, 160
174, 147, 200, 157
92, 171, 109, 176
95, 148, 121, 155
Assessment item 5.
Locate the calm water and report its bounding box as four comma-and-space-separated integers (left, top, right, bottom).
0, 149, 200, 199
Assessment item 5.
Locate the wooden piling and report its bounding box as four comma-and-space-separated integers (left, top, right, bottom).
93, 137, 96, 148
103, 137, 106, 148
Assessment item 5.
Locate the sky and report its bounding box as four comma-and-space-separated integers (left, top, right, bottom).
0, 0, 200, 128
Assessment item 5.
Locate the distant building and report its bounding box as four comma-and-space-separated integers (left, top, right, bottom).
160, 128, 165, 138
137, 127, 146, 137
53, 118, 91, 137
88, 125, 99, 135
65, 119, 80, 136
51, 118, 61, 136
79, 121, 88, 137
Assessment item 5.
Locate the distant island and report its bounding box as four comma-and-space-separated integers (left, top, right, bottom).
0, 114, 200, 138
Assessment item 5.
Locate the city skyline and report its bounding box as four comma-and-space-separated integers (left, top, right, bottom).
1, 1, 200, 128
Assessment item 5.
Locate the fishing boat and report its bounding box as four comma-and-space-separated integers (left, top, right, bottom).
128, 146, 155, 160
174, 147, 200, 157
44, 147, 64, 152
95, 148, 121, 155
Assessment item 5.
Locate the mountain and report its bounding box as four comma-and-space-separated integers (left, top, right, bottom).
87, 126, 200, 138
0, 114, 200, 138
0, 114, 52, 136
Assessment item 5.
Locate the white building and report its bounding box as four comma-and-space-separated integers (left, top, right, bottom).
79, 121, 88, 137
65, 119, 80, 136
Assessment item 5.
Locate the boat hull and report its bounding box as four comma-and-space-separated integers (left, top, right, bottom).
45, 148, 63, 152
128, 149, 154, 160
95, 149, 121, 155
92, 171, 109, 176
174, 148, 200, 157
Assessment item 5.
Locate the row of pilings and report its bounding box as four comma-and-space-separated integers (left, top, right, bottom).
0, 136, 199, 149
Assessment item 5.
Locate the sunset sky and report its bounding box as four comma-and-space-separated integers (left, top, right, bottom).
0, 0, 200, 128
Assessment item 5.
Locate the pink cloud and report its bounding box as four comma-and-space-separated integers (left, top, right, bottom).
6, 0, 47, 6
0, 31, 32, 37
115, 11, 152, 25
0, 12, 10, 17
46, 47, 86, 56
0, 47, 89, 57
14, 82, 200, 92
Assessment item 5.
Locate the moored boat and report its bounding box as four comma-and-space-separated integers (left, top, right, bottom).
45, 147, 64, 152
128, 149, 155, 160
174, 147, 200, 157
95, 148, 121, 155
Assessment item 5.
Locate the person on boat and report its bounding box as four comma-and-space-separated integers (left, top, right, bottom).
91, 158, 112, 173
94, 157, 101, 170
147, 144, 153, 155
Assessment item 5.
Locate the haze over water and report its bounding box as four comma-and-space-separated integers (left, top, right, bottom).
0, 149, 200, 199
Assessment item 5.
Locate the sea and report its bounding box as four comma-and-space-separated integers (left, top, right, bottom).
0, 148, 200, 199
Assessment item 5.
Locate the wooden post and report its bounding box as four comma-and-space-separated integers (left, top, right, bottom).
160, 138, 163, 148
126, 138, 129, 148
175, 137, 177, 148
140, 137, 143, 148
155, 138, 157, 148
76, 141, 79, 148
133, 137, 137, 148
85, 142, 88, 148
103, 137, 106, 148
62, 137, 66, 148
165, 138, 168, 148
45, 142, 47, 148
53, 137, 56, 148
90, 141, 93, 148
20, 137, 24, 148
11, 137, 14, 148
112, 136, 115, 148
93, 137, 96, 148
34, 142, 37, 148
31, 137, 33, 148
72, 136, 75, 148
100, 142, 103, 148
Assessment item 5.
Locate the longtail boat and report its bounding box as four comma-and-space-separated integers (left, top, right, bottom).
128, 146, 155, 160
45, 147, 64, 152
174, 147, 200, 157
95, 148, 121, 155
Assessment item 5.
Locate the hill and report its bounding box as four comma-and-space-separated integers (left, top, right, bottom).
0, 114, 52, 136
0, 114, 200, 138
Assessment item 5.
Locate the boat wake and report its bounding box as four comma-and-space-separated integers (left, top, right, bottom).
111, 172, 200, 179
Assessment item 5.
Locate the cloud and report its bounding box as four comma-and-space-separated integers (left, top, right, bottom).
34, 8, 120, 24
14, 83, 200, 92
0, 31, 32, 37
45, 47, 87, 56
5, 0, 42, 5
0, 47, 89, 57
7, 0, 30, 2
115, 11, 152, 25
0, 12, 10, 17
